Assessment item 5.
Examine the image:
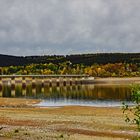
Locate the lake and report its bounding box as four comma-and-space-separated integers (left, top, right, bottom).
0, 81, 133, 107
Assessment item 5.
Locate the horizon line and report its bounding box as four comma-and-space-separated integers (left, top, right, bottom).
0, 52, 140, 57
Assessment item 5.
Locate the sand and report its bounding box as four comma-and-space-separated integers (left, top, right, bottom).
0, 98, 139, 140
94, 77, 140, 84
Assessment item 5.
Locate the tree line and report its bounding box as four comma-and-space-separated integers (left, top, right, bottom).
0, 62, 140, 77
0, 53, 139, 77
0, 53, 140, 67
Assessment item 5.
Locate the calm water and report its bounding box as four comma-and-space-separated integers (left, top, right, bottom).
0, 82, 133, 107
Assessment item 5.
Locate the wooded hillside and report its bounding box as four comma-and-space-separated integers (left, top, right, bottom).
0, 53, 140, 67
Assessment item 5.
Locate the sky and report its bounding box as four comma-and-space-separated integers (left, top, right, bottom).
0, 0, 140, 56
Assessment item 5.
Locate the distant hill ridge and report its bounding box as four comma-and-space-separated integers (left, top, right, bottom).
0, 53, 140, 67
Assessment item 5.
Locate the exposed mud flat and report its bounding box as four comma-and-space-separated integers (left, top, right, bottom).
0, 98, 139, 140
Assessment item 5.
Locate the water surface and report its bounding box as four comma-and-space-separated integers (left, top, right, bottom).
0, 82, 132, 107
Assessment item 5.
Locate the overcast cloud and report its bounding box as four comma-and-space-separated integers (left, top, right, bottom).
0, 0, 139, 56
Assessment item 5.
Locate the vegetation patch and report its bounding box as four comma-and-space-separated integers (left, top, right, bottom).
122, 84, 140, 131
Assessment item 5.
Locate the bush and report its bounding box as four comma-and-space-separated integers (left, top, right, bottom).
122, 84, 140, 131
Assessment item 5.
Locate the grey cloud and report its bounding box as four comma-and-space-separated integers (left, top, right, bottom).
0, 0, 139, 55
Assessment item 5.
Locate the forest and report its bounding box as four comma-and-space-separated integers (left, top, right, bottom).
0, 53, 140, 66
0, 62, 139, 77
0, 53, 140, 77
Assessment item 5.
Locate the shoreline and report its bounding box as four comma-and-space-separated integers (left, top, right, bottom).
84, 77, 140, 84
0, 98, 127, 108
0, 98, 40, 108
1, 76, 140, 83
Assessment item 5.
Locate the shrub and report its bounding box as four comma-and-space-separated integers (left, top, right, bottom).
122, 84, 140, 131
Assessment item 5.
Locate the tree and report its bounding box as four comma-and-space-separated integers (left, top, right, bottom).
122, 84, 140, 130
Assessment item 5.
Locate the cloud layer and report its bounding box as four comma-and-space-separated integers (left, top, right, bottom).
0, 0, 140, 55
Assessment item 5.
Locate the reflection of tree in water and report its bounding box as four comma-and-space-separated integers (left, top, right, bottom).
92, 85, 131, 100
3, 85, 11, 97
1, 83, 131, 101
15, 85, 22, 97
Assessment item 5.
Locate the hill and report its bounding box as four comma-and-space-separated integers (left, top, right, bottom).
0, 53, 140, 67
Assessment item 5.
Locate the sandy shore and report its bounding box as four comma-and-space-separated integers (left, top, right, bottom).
0, 98, 40, 108
0, 98, 139, 140
94, 77, 140, 84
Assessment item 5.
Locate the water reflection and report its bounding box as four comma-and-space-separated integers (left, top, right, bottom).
0, 83, 131, 101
